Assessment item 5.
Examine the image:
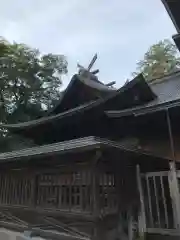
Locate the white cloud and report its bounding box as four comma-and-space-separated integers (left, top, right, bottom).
0, 0, 177, 87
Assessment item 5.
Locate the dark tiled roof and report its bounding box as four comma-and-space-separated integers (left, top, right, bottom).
106, 71, 180, 117
173, 33, 180, 52
161, 0, 180, 32
0, 136, 167, 163
47, 74, 116, 115
150, 71, 180, 104
0, 136, 99, 162
2, 100, 98, 129
2, 74, 155, 129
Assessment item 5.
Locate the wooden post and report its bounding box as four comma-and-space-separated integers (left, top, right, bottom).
168, 161, 180, 229
92, 167, 100, 218
32, 174, 38, 207
166, 109, 180, 229
166, 109, 176, 162
91, 150, 102, 240
91, 150, 101, 217
136, 165, 146, 239
128, 209, 133, 240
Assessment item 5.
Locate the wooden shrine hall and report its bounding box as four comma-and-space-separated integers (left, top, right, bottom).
0, 1, 179, 239
0, 61, 180, 240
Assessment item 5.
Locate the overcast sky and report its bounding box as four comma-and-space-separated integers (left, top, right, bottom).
1, 0, 176, 88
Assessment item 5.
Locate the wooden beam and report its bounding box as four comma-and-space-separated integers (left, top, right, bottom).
168, 161, 180, 229
91, 151, 101, 217
105, 81, 116, 87
166, 109, 176, 162
91, 69, 99, 75
87, 54, 97, 71
161, 0, 180, 32
136, 165, 146, 238
128, 210, 133, 240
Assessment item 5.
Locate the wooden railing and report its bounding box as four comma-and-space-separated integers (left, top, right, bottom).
0, 170, 117, 217
0, 173, 33, 206
140, 171, 174, 229
99, 172, 117, 215
36, 170, 92, 212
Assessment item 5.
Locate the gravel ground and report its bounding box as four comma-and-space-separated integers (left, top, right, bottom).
0, 228, 89, 240
0, 228, 45, 240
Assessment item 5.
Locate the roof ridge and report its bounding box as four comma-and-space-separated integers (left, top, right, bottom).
149, 70, 180, 86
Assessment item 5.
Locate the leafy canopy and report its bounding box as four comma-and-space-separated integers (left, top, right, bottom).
134, 39, 180, 81
0, 37, 68, 123
0, 37, 68, 152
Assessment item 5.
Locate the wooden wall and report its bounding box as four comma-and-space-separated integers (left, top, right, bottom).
0, 163, 118, 218
0, 171, 34, 206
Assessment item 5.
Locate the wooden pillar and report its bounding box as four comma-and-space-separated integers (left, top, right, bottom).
168, 161, 180, 229
136, 165, 146, 239
91, 150, 102, 240
91, 151, 101, 217
128, 209, 133, 240
166, 109, 176, 162
166, 109, 180, 228
33, 174, 38, 207
92, 171, 99, 218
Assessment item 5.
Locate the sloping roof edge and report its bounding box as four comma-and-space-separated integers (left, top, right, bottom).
2, 74, 153, 130
161, 0, 180, 32
0, 136, 171, 163
106, 99, 180, 118
46, 74, 116, 115
106, 71, 180, 118
2, 100, 98, 129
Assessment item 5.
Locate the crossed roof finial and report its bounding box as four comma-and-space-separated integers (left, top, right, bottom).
77, 54, 99, 76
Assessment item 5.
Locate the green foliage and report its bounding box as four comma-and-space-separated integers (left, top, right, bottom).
0, 37, 68, 124
134, 39, 180, 81
0, 37, 67, 151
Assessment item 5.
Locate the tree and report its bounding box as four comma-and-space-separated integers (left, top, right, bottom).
133, 39, 180, 81
0, 38, 68, 124
0, 38, 67, 151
